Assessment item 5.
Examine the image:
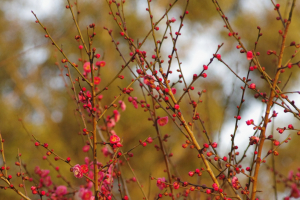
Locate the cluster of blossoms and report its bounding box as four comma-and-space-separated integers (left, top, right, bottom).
72, 157, 114, 199
34, 167, 52, 188
128, 96, 139, 109
156, 177, 167, 190
82, 62, 103, 83
33, 166, 68, 199
231, 176, 240, 190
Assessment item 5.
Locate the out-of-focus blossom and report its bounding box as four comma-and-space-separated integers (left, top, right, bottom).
156, 177, 166, 190
157, 116, 168, 126
55, 185, 67, 196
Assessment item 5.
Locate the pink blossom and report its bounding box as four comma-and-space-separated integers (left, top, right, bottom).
110, 135, 120, 144
246, 51, 253, 60
78, 93, 85, 102
143, 75, 155, 86
96, 61, 106, 67
82, 189, 93, 200
84, 156, 90, 165
246, 119, 254, 125
231, 176, 239, 189
113, 110, 120, 122
86, 91, 92, 98
249, 83, 256, 89
118, 100, 126, 111
104, 174, 113, 185
171, 88, 177, 94
169, 17, 176, 23
146, 137, 153, 143
83, 62, 92, 73
132, 100, 138, 109
107, 117, 116, 128
173, 182, 180, 189
288, 124, 294, 129
157, 116, 168, 126
211, 142, 218, 148
249, 136, 259, 145
41, 176, 52, 187
40, 169, 50, 178
273, 140, 280, 146
98, 95, 103, 100
288, 170, 294, 180
55, 185, 67, 196
102, 146, 110, 157
188, 171, 194, 177
34, 166, 41, 175
156, 177, 166, 190
73, 164, 83, 178
94, 77, 101, 85
100, 185, 111, 196
87, 181, 93, 189
81, 164, 88, 173
212, 183, 218, 190
82, 145, 90, 152
88, 171, 94, 180
95, 54, 101, 59
290, 183, 300, 198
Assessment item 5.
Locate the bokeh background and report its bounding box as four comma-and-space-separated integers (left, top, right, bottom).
0, 0, 299, 199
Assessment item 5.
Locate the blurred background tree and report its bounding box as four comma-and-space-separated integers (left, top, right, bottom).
0, 0, 299, 199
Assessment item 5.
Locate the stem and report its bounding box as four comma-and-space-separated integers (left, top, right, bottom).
250, 1, 295, 197
0, 133, 7, 177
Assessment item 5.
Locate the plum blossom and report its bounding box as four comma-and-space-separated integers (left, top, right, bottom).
82, 190, 93, 200
247, 51, 253, 60
169, 17, 176, 23
106, 117, 116, 128
171, 88, 177, 94
96, 61, 106, 67
173, 182, 180, 190
246, 119, 254, 125
143, 75, 155, 86
119, 100, 126, 111
113, 110, 120, 122
84, 156, 90, 165
110, 135, 120, 144
82, 145, 90, 152
249, 83, 256, 89
73, 164, 83, 178
83, 62, 92, 73
211, 142, 218, 148
132, 100, 138, 109
156, 177, 166, 190
288, 170, 294, 180
102, 146, 110, 157
157, 116, 168, 126
290, 183, 300, 198
40, 176, 52, 187
40, 169, 50, 178
81, 164, 88, 173
231, 176, 239, 189
55, 185, 67, 196
77, 188, 94, 200
249, 136, 259, 145
94, 77, 101, 85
